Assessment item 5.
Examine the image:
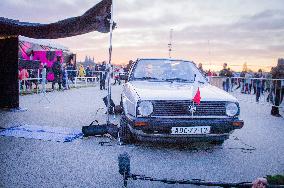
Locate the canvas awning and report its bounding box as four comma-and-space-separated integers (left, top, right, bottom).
0, 0, 113, 39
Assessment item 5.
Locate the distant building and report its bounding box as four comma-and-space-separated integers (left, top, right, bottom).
79, 56, 96, 67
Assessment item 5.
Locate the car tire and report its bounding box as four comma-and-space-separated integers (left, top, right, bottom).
119, 118, 134, 144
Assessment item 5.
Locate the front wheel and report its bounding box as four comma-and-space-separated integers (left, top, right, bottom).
119, 118, 134, 144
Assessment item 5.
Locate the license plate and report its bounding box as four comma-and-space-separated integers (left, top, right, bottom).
171, 126, 211, 135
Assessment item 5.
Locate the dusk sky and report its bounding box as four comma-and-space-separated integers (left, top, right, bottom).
1, 0, 284, 71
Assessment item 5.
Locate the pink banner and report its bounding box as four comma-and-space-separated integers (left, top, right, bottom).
33, 51, 63, 68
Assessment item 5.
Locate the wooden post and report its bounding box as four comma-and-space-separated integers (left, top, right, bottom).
0, 36, 19, 109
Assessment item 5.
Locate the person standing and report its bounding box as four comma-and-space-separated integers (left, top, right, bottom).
41, 64, 47, 92
265, 70, 273, 103
219, 63, 232, 92
207, 69, 213, 77
271, 58, 284, 117
78, 65, 85, 77
198, 63, 205, 75
29, 50, 34, 61
67, 61, 75, 84
113, 67, 121, 85
52, 56, 62, 90
228, 68, 234, 91
61, 64, 68, 89
255, 69, 263, 102
19, 68, 29, 90
85, 66, 92, 82
244, 71, 252, 94
100, 61, 107, 90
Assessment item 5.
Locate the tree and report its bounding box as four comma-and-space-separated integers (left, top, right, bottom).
242, 62, 248, 72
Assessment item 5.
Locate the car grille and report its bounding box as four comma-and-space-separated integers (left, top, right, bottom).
152, 100, 227, 117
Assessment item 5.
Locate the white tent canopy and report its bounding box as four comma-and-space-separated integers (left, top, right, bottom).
19, 35, 69, 52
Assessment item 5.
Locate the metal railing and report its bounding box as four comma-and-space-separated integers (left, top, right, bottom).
208, 76, 284, 108
19, 70, 127, 95
19, 76, 99, 94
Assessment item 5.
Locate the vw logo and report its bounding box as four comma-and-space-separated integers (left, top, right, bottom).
188, 105, 197, 113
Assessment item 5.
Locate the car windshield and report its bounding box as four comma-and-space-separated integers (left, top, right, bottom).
131, 59, 207, 83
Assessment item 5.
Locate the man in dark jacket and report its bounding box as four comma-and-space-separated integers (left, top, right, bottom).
271, 58, 284, 117
219, 63, 232, 92
85, 66, 92, 82
100, 61, 107, 90
52, 56, 62, 90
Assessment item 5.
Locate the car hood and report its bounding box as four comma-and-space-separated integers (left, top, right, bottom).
127, 81, 238, 102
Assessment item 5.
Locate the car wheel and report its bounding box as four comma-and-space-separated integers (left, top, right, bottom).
119, 118, 134, 144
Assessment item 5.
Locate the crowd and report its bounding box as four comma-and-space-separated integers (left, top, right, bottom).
18, 68, 39, 91
75, 61, 126, 90
202, 59, 284, 117
18, 57, 284, 117
18, 56, 127, 92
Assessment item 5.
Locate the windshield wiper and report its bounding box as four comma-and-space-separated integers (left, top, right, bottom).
135, 77, 159, 81
164, 78, 193, 83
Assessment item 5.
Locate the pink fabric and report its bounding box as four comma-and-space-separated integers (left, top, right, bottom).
193, 87, 201, 105
19, 69, 29, 80
47, 72, 55, 81
33, 51, 63, 68
20, 42, 32, 60
19, 41, 64, 68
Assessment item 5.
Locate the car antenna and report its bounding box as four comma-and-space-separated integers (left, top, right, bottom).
168, 29, 173, 59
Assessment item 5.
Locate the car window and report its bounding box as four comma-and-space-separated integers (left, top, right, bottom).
131, 59, 207, 83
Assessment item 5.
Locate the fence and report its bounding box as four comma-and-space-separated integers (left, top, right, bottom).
19, 73, 283, 111
208, 76, 284, 109
18, 70, 127, 95
18, 70, 106, 95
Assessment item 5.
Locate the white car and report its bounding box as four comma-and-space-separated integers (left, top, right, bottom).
120, 58, 244, 144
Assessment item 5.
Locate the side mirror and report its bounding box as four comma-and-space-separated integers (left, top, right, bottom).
205, 76, 209, 82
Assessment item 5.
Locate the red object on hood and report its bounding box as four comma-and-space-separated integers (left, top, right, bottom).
193, 87, 201, 105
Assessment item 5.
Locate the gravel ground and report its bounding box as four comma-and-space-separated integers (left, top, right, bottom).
0, 85, 283, 188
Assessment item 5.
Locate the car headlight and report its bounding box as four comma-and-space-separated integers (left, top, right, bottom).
137, 101, 153, 117
226, 102, 239, 117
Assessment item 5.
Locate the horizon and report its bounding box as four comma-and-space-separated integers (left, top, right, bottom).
1, 0, 284, 71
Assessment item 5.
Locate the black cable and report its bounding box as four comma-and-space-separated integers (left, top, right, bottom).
227, 136, 256, 153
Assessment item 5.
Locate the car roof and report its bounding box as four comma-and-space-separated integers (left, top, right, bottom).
137, 58, 195, 64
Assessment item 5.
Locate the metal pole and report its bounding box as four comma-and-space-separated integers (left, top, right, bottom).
168, 29, 173, 59
107, 0, 114, 124
37, 69, 40, 94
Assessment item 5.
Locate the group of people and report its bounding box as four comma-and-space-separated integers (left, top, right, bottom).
208, 59, 284, 117
18, 68, 39, 91
19, 57, 128, 93
98, 62, 126, 90
19, 56, 72, 92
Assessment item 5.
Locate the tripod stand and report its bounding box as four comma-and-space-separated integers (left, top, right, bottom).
38, 68, 51, 104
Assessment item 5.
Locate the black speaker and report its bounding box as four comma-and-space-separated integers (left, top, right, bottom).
118, 152, 130, 176
82, 121, 107, 137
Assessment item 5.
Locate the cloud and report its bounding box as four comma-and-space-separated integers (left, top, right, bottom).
177, 9, 284, 49
1, 0, 284, 70
235, 9, 284, 30
0, 0, 99, 23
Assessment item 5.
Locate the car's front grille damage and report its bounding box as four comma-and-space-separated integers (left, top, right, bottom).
152, 100, 227, 117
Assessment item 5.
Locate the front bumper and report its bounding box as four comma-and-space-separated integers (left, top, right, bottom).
122, 115, 244, 143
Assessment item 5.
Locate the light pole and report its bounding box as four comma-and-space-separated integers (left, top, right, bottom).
106, 0, 114, 125
168, 29, 173, 59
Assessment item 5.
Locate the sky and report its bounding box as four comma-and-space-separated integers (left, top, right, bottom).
1, 0, 284, 71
